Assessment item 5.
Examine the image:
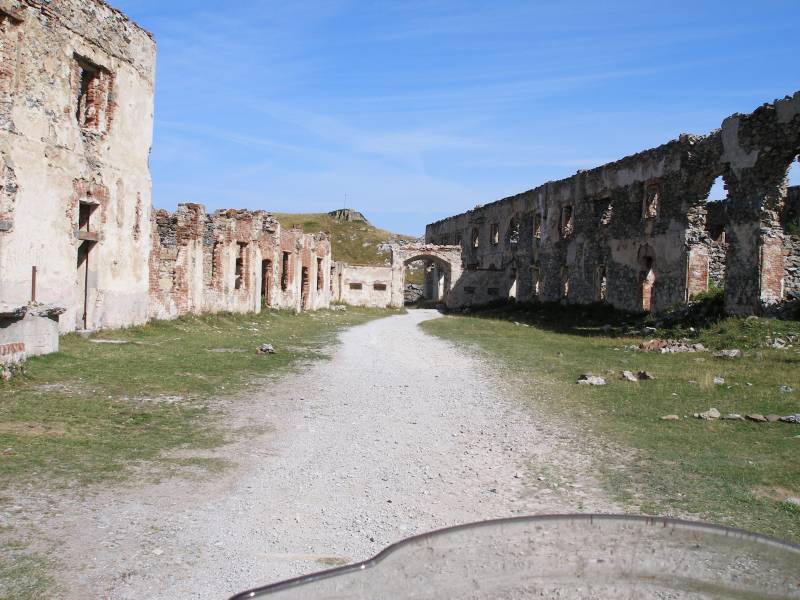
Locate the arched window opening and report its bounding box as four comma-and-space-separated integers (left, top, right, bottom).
705, 176, 728, 242
509, 268, 517, 299
638, 245, 656, 313
507, 217, 520, 246
471, 227, 479, 249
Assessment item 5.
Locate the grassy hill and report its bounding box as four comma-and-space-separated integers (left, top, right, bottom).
271, 211, 417, 266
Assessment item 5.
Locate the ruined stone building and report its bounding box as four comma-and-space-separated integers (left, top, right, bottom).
332, 243, 463, 309
150, 205, 332, 319
0, 0, 334, 375
0, 0, 156, 333
426, 92, 800, 315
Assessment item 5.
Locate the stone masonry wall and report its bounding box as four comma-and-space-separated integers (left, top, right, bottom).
426, 92, 800, 315
149, 204, 332, 319
0, 0, 155, 332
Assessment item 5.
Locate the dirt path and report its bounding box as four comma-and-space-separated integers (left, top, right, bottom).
30, 310, 621, 599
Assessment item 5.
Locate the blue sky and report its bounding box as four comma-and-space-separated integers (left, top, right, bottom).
114, 0, 800, 235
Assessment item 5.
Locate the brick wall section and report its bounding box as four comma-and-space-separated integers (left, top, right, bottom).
149, 204, 332, 319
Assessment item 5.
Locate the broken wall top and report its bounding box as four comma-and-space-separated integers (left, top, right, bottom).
428, 91, 800, 230
3, 0, 156, 78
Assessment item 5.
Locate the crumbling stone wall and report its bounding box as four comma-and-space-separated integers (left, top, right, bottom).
426, 92, 800, 314
0, 0, 155, 332
331, 244, 463, 309
784, 186, 800, 295
149, 204, 332, 319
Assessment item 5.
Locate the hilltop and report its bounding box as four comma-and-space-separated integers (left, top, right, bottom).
271, 210, 417, 266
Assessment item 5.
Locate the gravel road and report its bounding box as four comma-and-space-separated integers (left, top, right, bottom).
27, 310, 621, 599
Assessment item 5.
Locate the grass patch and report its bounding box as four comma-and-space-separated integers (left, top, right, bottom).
0, 530, 56, 600
422, 302, 800, 542
0, 307, 389, 490
272, 212, 415, 266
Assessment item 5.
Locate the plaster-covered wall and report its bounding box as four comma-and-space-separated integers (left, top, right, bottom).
332, 263, 393, 308
0, 0, 155, 332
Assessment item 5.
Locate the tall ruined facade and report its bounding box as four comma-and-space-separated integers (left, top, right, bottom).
149, 205, 332, 319
0, 0, 155, 332
426, 93, 800, 315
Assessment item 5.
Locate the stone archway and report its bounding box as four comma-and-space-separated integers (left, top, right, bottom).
390, 244, 463, 308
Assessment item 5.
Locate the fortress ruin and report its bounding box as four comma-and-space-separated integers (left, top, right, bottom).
1, 0, 799, 374
426, 94, 800, 315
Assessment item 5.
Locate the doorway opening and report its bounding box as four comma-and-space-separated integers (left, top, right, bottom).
301, 266, 310, 310
76, 201, 98, 330
261, 259, 272, 308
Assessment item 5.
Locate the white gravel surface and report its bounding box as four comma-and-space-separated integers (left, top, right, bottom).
15, 310, 621, 599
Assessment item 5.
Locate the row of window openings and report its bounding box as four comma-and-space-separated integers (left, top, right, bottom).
211, 245, 324, 293
463, 187, 662, 249
349, 282, 387, 291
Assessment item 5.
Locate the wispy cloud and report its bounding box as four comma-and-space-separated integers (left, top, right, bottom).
117, 0, 800, 234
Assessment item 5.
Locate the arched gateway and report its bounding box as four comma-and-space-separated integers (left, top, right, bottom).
389, 244, 463, 308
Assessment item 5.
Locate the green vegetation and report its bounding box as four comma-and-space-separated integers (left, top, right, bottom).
0, 307, 388, 490
0, 527, 54, 600
272, 211, 416, 266
0, 306, 390, 599
422, 301, 800, 542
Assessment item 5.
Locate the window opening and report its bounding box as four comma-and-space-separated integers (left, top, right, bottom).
490, 223, 499, 245
507, 218, 520, 246
373, 283, 387, 291
643, 183, 659, 219
349, 282, 362, 290
471, 227, 480, 249
561, 206, 573, 237
533, 213, 542, 239
75, 55, 112, 133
